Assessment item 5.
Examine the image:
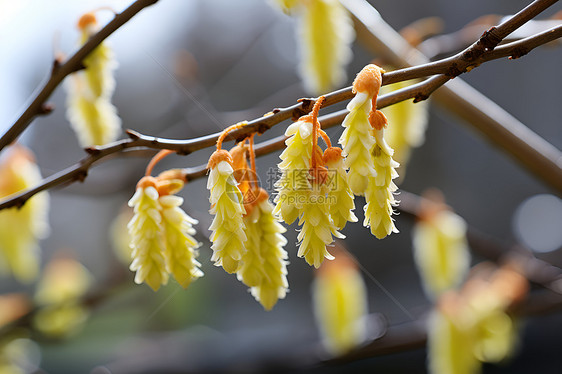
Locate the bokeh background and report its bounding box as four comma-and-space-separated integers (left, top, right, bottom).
0, 0, 561, 372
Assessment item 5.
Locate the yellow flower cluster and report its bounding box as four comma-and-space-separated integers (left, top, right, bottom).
0, 145, 49, 283
364, 112, 400, 239
65, 12, 121, 147
128, 173, 202, 291
297, 184, 344, 268
413, 198, 470, 300
275, 98, 356, 268
273, 119, 313, 224
428, 265, 528, 374
323, 147, 357, 230
239, 189, 289, 310
339, 85, 377, 196
272, 0, 354, 94
313, 245, 367, 355
207, 150, 247, 274
340, 64, 400, 239
33, 256, 92, 338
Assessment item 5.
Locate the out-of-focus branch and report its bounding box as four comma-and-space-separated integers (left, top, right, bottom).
344, 0, 562, 194
419, 17, 562, 59
0, 0, 160, 152
325, 289, 562, 366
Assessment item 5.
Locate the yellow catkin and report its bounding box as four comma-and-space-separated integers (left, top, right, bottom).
345, 64, 400, 239
249, 197, 289, 310
238, 207, 264, 288
363, 125, 400, 239
159, 195, 203, 288
413, 208, 470, 300
339, 93, 377, 196
273, 119, 314, 224
127, 183, 169, 291
0, 145, 49, 283
297, 184, 344, 268
313, 247, 367, 355
323, 147, 357, 230
207, 152, 247, 273
65, 13, 120, 147
298, 0, 354, 94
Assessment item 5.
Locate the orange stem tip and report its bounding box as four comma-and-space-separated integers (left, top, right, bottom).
207, 149, 233, 169
78, 12, 97, 30
136, 176, 157, 190
352, 64, 384, 97
323, 147, 343, 165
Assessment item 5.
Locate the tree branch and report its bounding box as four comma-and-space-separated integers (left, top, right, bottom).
1, 0, 561, 212
0, 0, 160, 152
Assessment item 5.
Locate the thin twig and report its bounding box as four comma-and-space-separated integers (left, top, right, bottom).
0, 0, 160, 152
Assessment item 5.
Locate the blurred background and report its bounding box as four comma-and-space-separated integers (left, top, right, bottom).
0, 0, 561, 372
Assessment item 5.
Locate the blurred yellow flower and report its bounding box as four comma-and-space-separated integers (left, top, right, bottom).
428, 265, 528, 374
297, 0, 354, 94
413, 196, 470, 300
0, 145, 49, 283
313, 245, 367, 355
33, 255, 92, 338
65, 12, 121, 147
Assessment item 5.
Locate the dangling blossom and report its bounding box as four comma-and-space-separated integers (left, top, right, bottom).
65, 11, 121, 147
233, 141, 264, 288
413, 192, 470, 300
291, 97, 344, 268
207, 149, 247, 274
364, 108, 400, 239
228, 136, 289, 310
0, 144, 49, 282
273, 118, 314, 225
157, 171, 203, 288
338, 65, 379, 196
245, 189, 289, 310
128, 177, 168, 291
313, 244, 368, 355
128, 162, 203, 291
323, 146, 357, 230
